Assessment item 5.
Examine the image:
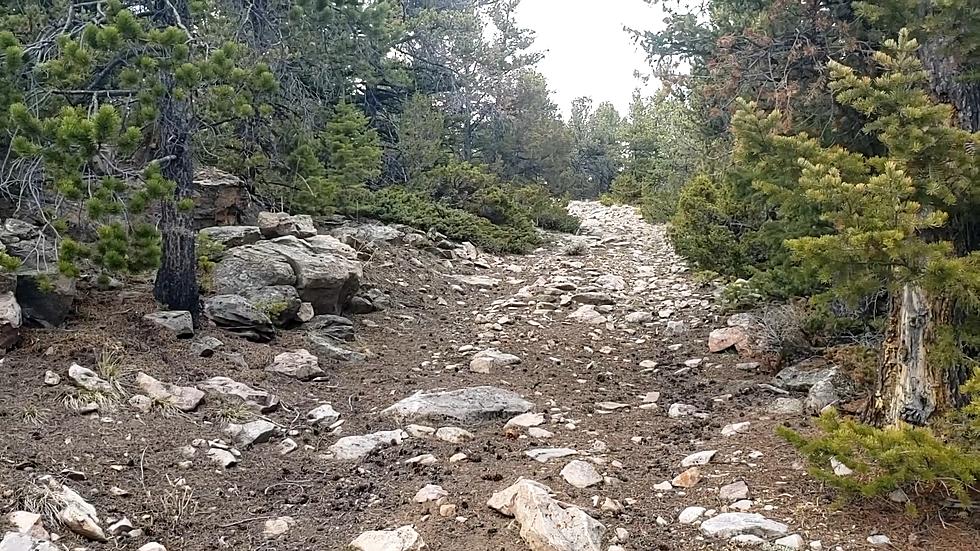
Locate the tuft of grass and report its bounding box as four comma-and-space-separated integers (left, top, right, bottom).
218, 402, 254, 424
21, 404, 48, 427
96, 347, 130, 396
561, 240, 589, 256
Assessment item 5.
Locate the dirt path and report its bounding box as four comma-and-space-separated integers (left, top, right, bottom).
1, 202, 975, 550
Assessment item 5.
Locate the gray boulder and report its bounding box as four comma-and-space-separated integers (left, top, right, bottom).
241, 286, 301, 326
198, 376, 279, 412
349, 287, 391, 314
204, 295, 275, 342
381, 386, 534, 426
257, 212, 317, 239
143, 311, 194, 338
213, 245, 296, 295
264, 236, 361, 314
198, 226, 261, 249
305, 314, 355, 341
699, 513, 789, 539
805, 379, 840, 414
773, 359, 839, 391
15, 272, 75, 327
307, 333, 366, 362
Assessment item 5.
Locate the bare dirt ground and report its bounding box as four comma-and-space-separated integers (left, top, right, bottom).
1, 202, 977, 550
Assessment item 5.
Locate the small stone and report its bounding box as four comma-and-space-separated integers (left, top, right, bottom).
722, 422, 751, 437
672, 467, 701, 488
405, 454, 437, 465
774, 534, 805, 549
720, 481, 750, 501
641, 391, 660, 403
267, 349, 323, 380
448, 453, 468, 463
526, 448, 578, 463
128, 395, 153, 413
43, 371, 60, 386
699, 512, 789, 539
653, 481, 673, 491
263, 516, 294, 537
867, 535, 891, 546
435, 427, 473, 444
830, 457, 853, 476
207, 448, 238, 468
731, 500, 753, 511
505, 412, 545, 428
469, 348, 521, 374
224, 419, 278, 447
527, 427, 554, 438
108, 517, 134, 535
668, 403, 697, 418
307, 404, 340, 426
350, 525, 425, 551
414, 484, 448, 503
138, 544, 167, 551
143, 311, 194, 337
190, 335, 224, 357
681, 450, 717, 467
279, 438, 298, 455
678, 506, 706, 524
405, 424, 436, 438
730, 534, 767, 547
439, 503, 457, 517
560, 460, 603, 489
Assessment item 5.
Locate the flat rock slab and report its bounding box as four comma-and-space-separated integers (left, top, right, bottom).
699, 512, 789, 539
381, 386, 534, 426
526, 448, 578, 463
328, 429, 408, 461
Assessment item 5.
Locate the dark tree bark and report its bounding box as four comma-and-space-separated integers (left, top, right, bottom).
152, 0, 200, 320
918, 22, 980, 132
864, 284, 964, 427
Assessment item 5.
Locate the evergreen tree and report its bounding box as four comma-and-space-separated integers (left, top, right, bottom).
733, 30, 980, 425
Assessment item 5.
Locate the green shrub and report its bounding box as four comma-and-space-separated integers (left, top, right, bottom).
340, 187, 540, 254
512, 185, 580, 233
778, 410, 980, 510
639, 185, 679, 223
670, 174, 750, 277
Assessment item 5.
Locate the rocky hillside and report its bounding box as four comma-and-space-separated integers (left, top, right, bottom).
0, 203, 975, 551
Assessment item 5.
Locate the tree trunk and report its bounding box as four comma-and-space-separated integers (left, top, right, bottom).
152, 0, 200, 320
864, 283, 958, 426
919, 36, 980, 132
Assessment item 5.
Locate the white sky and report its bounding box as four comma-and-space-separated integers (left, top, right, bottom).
516, 0, 665, 117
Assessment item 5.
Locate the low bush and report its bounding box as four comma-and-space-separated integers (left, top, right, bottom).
778, 410, 980, 511
339, 187, 541, 254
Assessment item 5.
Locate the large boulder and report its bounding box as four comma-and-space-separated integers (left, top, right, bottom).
330, 224, 405, 248
213, 245, 296, 295
773, 358, 839, 391
204, 295, 275, 342
191, 168, 255, 229
257, 212, 317, 239
15, 272, 75, 327
241, 286, 301, 326
198, 226, 261, 249
0, 219, 57, 272
262, 237, 361, 314
213, 237, 361, 315
381, 386, 535, 426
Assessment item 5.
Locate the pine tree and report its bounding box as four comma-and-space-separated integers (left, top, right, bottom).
734, 30, 980, 425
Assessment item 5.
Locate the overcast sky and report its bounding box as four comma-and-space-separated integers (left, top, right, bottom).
515, 0, 665, 117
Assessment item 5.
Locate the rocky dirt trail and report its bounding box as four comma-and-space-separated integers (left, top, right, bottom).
1, 202, 974, 551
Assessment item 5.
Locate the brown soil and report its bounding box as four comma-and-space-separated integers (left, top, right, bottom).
1, 204, 977, 551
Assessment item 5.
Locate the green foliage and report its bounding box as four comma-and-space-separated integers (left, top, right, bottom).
778, 410, 980, 508
195, 233, 225, 293
341, 187, 540, 254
